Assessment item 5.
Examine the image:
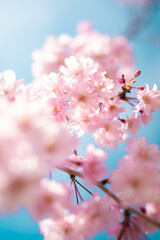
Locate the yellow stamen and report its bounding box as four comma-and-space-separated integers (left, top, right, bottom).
54, 106, 59, 113
105, 125, 109, 132
79, 95, 86, 103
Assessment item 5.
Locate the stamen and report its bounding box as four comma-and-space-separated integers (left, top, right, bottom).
79, 95, 86, 103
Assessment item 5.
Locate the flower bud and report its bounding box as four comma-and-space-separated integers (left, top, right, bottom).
116, 77, 125, 84
135, 70, 141, 77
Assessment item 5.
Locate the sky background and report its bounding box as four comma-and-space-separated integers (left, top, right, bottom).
0, 0, 160, 239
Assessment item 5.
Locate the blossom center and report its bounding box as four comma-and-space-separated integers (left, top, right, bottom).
79, 95, 86, 103
10, 178, 26, 194
105, 125, 110, 132
128, 121, 133, 128
143, 96, 151, 103
43, 194, 54, 204
130, 178, 140, 188
139, 150, 148, 160
54, 106, 59, 113
110, 105, 116, 111
45, 143, 56, 153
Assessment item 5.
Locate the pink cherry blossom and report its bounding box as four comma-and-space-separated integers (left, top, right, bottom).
32, 34, 72, 78
101, 98, 126, 120
0, 156, 42, 213
134, 84, 160, 115
34, 72, 63, 96
122, 114, 141, 136
0, 98, 78, 169
83, 144, 107, 186
76, 195, 122, 238
69, 107, 95, 137
47, 97, 68, 122
66, 152, 86, 171
92, 117, 126, 150
140, 110, 153, 125
60, 56, 98, 82
111, 159, 160, 205
40, 215, 84, 240
30, 179, 72, 220
32, 22, 134, 79
0, 70, 25, 101
96, 74, 115, 99
72, 28, 134, 78
126, 137, 160, 167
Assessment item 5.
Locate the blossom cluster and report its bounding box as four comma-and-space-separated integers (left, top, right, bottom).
0, 23, 160, 240
32, 21, 134, 79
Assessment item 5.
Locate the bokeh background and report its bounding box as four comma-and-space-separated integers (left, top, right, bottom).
0, 0, 160, 239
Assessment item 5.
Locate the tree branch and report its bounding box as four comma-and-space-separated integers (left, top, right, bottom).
59, 166, 160, 228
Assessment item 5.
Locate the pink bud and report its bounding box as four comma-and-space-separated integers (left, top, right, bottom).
138, 86, 144, 91
77, 21, 93, 34
140, 207, 146, 214
135, 70, 141, 77
73, 149, 77, 155
119, 119, 126, 123
116, 78, 125, 84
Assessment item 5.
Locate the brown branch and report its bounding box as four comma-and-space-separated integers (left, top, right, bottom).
58, 166, 160, 228
127, 207, 160, 228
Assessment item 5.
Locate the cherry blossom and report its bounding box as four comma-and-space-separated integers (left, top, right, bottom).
66, 152, 86, 171
122, 114, 141, 136
101, 98, 126, 120
126, 137, 160, 167
76, 195, 122, 238
111, 158, 160, 205
40, 215, 84, 240
32, 34, 72, 78
134, 84, 160, 115
83, 144, 107, 186
0, 157, 42, 213
32, 22, 134, 79
0, 70, 25, 101
92, 117, 126, 150
30, 179, 72, 220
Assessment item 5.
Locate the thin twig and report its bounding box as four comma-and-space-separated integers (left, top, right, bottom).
75, 183, 84, 202
75, 179, 94, 196
73, 181, 79, 205
117, 222, 128, 240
